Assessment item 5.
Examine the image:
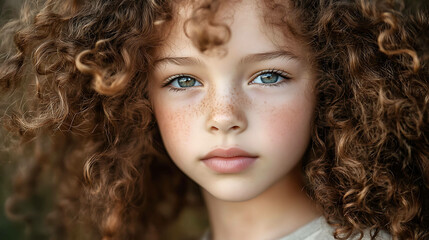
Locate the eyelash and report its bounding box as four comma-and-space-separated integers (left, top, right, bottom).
162, 69, 291, 92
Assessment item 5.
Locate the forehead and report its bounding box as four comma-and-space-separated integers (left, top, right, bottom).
155, 0, 308, 60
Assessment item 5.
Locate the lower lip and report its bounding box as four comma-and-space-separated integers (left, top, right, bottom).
202, 157, 257, 173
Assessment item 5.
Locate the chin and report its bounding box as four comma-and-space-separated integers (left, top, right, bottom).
202, 180, 267, 202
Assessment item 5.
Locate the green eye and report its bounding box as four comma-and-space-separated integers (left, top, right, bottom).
251, 70, 290, 85
258, 73, 280, 84
166, 75, 203, 91
175, 76, 201, 87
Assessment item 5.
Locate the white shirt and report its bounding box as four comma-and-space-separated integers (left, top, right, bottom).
200, 216, 392, 240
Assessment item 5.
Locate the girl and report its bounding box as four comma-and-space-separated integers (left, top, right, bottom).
0, 0, 428, 239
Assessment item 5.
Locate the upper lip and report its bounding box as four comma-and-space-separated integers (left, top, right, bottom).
201, 147, 258, 160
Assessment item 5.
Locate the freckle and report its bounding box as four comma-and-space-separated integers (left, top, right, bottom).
173, 108, 190, 140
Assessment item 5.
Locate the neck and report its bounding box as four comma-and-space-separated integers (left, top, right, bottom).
201, 166, 321, 240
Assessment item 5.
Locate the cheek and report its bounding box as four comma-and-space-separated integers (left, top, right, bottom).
154, 103, 194, 158
260, 97, 314, 156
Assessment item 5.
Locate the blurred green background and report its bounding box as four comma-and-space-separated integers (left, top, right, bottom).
1, 0, 26, 239
0, 0, 77, 239
0, 153, 25, 240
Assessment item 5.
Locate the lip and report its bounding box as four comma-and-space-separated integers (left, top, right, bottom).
201, 147, 258, 160
201, 147, 258, 173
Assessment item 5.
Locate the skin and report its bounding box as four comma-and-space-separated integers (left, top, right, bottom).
149, 0, 321, 239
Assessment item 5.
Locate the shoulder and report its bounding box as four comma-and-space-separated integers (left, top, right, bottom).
199, 217, 392, 240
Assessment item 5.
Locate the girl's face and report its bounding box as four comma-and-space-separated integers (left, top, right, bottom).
149, 0, 316, 201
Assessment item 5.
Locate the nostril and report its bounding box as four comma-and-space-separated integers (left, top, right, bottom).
209, 125, 240, 132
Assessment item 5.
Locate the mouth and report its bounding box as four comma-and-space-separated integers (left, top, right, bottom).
200, 147, 258, 173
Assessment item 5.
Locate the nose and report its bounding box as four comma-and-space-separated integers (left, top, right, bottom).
205, 91, 248, 135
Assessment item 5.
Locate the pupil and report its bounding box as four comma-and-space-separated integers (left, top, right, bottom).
178, 77, 195, 87
261, 73, 278, 83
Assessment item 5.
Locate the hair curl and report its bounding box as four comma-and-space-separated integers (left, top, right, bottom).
0, 0, 428, 239
297, 1, 429, 239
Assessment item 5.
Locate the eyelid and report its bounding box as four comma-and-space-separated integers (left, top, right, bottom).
248, 68, 291, 84
161, 74, 203, 88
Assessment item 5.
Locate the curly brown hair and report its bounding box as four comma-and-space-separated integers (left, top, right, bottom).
0, 0, 428, 239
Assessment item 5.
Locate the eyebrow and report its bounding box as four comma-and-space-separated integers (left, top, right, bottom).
154, 50, 299, 68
